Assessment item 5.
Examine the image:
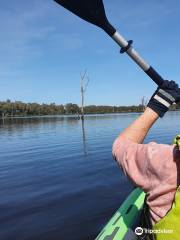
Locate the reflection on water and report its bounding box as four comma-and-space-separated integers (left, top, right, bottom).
81, 119, 88, 155
0, 112, 180, 240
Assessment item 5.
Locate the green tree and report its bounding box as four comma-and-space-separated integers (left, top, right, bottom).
65, 103, 80, 114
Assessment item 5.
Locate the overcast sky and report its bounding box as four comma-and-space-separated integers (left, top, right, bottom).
0, 0, 180, 105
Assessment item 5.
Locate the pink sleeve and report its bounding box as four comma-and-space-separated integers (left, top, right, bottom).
112, 136, 179, 223
112, 136, 150, 190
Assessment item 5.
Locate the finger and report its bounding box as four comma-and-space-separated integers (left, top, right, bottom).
175, 90, 180, 103
170, 80, 179, 89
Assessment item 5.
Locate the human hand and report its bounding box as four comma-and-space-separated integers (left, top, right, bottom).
147, 80, 180, 117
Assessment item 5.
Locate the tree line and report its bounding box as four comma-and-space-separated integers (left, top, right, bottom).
0, 99, 179, 117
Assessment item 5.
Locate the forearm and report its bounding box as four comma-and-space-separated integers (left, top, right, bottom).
120, 107, 159, 143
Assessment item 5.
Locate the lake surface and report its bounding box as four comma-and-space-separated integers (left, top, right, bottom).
0, 112, 180, 240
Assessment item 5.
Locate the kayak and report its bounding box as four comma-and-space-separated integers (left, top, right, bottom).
95, 188, 145, 240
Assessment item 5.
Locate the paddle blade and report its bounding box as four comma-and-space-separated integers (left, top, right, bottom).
54, 0, 116, 36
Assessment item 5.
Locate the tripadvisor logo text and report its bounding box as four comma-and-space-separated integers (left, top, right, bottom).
135, 227, 173, 235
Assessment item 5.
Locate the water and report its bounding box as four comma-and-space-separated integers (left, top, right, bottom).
0, 112, 180, 240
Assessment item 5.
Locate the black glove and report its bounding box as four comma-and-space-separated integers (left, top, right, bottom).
147, 80, 180, 117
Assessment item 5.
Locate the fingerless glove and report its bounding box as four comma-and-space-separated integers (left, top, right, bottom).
147, 80, 179, 117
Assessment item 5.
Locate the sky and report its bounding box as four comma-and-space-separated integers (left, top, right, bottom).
0, 0, 180, 106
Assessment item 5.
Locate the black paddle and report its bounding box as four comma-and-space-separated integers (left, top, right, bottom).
54, 0, 164, 86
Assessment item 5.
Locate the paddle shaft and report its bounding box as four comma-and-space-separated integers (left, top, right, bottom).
112, 31, 164, 86
53, 0, 164, 86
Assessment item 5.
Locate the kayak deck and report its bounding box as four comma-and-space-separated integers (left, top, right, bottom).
95, 188, 145, 240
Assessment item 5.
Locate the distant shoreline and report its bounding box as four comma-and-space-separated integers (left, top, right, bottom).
0, 112, 142, 119
1, 110, 179, 120
0, 100, 179, 118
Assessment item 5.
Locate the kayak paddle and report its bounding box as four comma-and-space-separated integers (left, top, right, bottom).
54, 0, 164, 86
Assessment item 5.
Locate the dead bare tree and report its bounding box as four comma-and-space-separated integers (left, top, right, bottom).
141, 96, 147, 111
80, 70, 89, 120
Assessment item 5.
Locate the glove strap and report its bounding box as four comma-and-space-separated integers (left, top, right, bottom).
153, 88, 175, 108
